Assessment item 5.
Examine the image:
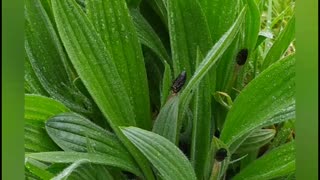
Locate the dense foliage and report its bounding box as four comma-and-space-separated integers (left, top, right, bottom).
25, 0, 296, 179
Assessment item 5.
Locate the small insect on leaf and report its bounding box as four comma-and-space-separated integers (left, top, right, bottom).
215, 148, 228, 162
171, 71, 187, 93
236, 48, 249, 66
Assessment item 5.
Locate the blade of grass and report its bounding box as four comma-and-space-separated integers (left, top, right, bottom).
262, 15, 295, 70
160, 61, 173, 107
190, 49, 211, 180
244, 0, 261, 52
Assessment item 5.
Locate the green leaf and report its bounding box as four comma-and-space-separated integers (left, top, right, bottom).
213, 91, 233, 110
121, 127, 197, 180
198, 0, 240, 43
179, 7, 247, 114
125, 0, 141, 7
130, 9, 170, 65
25, 94, 69, 152
160, 61, 173, 107
168, 0, 212, 77
51, 159, 90, 180
220, 54, 295, 153
262, 15, 295, 70
144, 48, 164, 110
45, 112, 137, 169
25, 0, 90, 114
24, 56, 48, 95
244, 0, 260, 52
144, 0, 168, 26
236, 128, 276, 153
233, 142, 295, 180
26, 152, 141, 176
25, 158, 55, 180
51, 1, 155, 178
153, 95, 180, 143
269, 121, 295, 150
25, 167, 42, 180
52, 0, 134, 127
25, 94, 70, 122
153, 7, 246, 144
25, 123, 61, 152
199, 0, 241, 94
86, 0, 151, 129
190, 49, 211, 180
66, 164, 115, 180
51, 160, 114, 180
204, 137, 231, 180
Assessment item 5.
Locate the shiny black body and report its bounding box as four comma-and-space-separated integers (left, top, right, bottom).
236, 48, 249, 65
215, 148, 228, 162
171, 71, 187, 93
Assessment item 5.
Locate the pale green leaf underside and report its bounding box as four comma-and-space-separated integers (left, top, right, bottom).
26, 152, 141, 176
122, 127, 197, 180
45, 112, 137, 170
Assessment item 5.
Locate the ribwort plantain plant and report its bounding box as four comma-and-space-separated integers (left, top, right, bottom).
25, 0, 296, 179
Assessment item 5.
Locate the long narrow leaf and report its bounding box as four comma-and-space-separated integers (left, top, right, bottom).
262, 15, 295, 70
26, 152, 141, 176
190, 50, 211, 180
160, 61, 173, 107
51, 160, 114, 180
131, 9, 170, 65
86, 0, 151, 129
168, 0, 212, 77
153, 95, 180, 142
52, 0, 135, 127
244, 0, 261, 52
